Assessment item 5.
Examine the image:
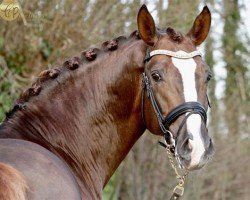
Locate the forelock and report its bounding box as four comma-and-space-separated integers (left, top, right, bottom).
166, 27, 183, 43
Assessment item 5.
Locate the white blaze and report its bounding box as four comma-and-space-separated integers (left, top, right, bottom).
172, 51, 205, 167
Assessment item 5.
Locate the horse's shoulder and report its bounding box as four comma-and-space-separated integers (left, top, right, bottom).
0, 138, 81, 200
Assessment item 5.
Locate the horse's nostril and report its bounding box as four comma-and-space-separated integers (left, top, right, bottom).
208, 138, 214, 151
205, 137, 212, 149
179, 137, 192, 156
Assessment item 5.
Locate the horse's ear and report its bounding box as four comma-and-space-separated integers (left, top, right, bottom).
187, 6, 211, 46
137, 4, 158, 46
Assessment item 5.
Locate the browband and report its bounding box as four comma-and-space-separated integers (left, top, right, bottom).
144, 49, 202, 63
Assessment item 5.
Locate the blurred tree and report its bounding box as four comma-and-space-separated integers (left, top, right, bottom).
158, 0, 199, 33
223, 0, 249, 136
219, 0, 250, 199
206, 34, 219, 139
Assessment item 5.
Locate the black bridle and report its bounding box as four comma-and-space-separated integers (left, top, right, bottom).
141, 49, 208, 152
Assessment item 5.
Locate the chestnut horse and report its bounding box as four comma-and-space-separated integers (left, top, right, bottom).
0, 5, 213, 200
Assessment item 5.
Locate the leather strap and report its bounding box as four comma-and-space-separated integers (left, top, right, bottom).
144, 49, 202, 63
163, 101, 207, 128
150, 49, 202, 59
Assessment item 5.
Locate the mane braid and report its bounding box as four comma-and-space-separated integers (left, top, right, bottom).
166, 27, 183, 43
3, 30, 142, 121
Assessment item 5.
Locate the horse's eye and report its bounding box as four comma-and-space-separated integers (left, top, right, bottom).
151, 71, 162, 82
206, 71, 213, 83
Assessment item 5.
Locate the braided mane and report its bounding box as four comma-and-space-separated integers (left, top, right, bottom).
4, 27, 181, 120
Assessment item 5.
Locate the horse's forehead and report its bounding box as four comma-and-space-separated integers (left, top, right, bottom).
151, 36, 205, 71
156, 36, 196, 52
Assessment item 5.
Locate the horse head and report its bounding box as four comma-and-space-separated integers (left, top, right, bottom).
138, 5, 214, 170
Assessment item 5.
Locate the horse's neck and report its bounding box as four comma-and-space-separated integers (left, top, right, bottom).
0, 39, 147, 198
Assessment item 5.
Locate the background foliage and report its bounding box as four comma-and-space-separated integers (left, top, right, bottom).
0, 0, 249, 199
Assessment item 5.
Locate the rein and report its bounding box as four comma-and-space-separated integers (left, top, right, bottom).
141, 49, 208, 199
